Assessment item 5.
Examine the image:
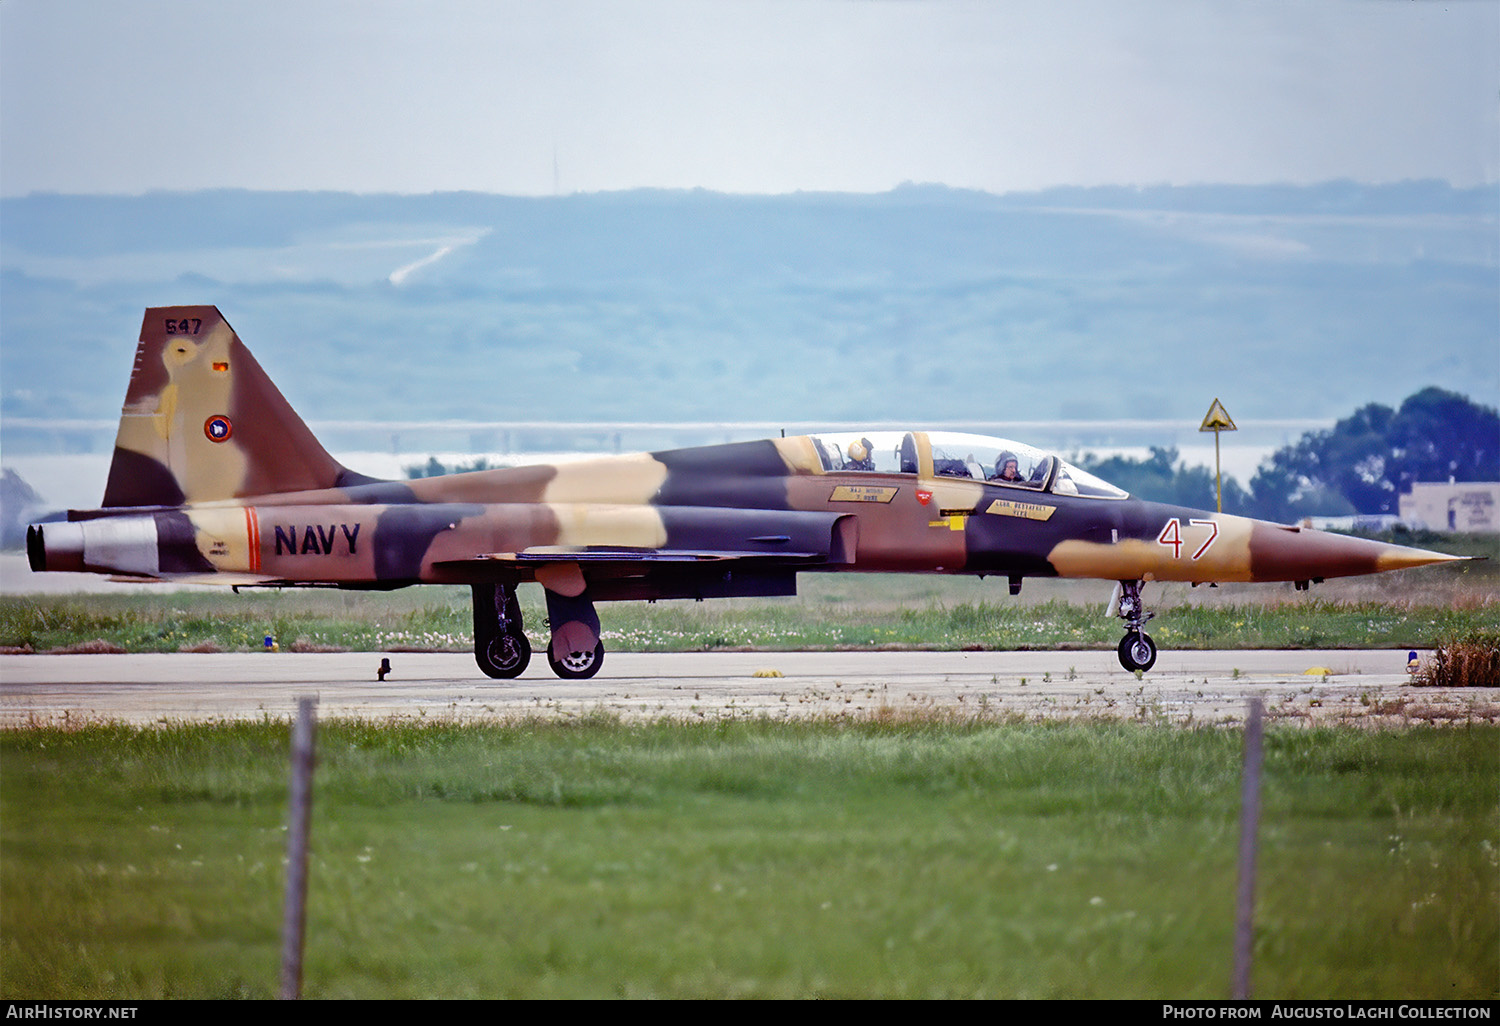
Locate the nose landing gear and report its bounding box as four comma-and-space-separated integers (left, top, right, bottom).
1111, 579, 1157, 673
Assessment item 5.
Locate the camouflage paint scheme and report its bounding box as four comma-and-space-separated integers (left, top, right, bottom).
28, 307, 1461, 678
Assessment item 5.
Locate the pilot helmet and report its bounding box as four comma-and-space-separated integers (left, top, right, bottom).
998, 451, 1019, 474
848, 438, 871, 462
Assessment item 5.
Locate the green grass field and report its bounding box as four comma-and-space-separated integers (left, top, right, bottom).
2, 718, 1495, 999
4, 588, 1497, 656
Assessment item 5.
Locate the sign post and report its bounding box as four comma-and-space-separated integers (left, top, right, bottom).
1199, 398, 1237, 513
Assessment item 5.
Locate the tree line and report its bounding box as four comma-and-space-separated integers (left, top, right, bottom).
1079, 387, 1498, 523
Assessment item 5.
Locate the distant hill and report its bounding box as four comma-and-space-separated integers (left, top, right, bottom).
2, 182, 1495, 452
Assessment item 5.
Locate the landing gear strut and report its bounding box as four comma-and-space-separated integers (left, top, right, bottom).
472, 583, 531, 679
1112, 579, 1157, 673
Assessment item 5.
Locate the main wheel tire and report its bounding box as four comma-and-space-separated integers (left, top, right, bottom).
476, 630, 531, 679
548, 641, 604, 680
1117, 631, 1157, 673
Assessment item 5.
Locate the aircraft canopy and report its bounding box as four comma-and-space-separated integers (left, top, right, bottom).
808, 431, 1129, 499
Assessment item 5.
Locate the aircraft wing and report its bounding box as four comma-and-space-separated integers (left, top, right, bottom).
437, 503, 858, 579
433, 543, 840, 602
432, 546, 833, 584
433, 507, 859, 577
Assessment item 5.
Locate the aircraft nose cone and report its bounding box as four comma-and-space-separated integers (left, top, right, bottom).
1249, 524, 1463, 582
1373, 542, 1466, 573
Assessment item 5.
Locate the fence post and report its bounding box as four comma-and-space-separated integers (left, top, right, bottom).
1233, 696, 1264, 1000
280, 697, 318, 1000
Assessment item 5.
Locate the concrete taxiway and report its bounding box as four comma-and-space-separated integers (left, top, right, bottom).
2, 649, 1494, 728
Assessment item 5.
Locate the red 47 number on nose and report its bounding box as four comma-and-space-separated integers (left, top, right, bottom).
1157, 518, 1219, 561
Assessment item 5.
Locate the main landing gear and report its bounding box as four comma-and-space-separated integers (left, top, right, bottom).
543, 587, 605, 680
1111, 579, 1157, 673
470, 583, 607, 680
548, 642, 605, 680
472, 583, 531, 679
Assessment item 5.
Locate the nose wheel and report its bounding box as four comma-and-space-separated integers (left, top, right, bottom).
1117, 631, 1157, 673
1112, 579, 1158, 672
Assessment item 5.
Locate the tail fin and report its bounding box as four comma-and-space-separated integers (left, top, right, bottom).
102, 306, 370, 507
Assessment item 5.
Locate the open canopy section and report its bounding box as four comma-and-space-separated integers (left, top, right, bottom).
807, 430, 1129, 500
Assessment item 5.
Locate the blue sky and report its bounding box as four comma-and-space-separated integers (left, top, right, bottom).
2, 0, 1496, 197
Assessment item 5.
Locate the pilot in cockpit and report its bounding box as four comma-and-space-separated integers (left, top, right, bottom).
845, 437, 876, 471
991, 452, 1024, 483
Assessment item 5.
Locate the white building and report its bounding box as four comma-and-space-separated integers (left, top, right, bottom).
1399, 482, 1500, 533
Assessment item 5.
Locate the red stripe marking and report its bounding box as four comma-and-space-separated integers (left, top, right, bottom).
245, 507, 261, 573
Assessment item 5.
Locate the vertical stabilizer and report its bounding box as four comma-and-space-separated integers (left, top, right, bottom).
102, 306, 365, 506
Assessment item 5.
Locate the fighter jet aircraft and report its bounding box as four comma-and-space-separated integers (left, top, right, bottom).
26, 307, 1463, 677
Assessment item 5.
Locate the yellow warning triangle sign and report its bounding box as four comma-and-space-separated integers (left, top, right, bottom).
1199, 398, 1237, 432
